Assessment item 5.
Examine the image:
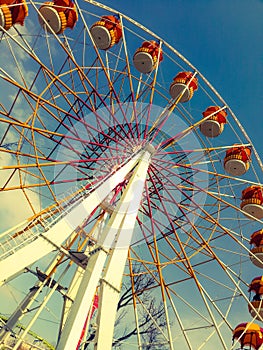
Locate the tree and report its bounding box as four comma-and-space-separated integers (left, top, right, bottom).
83, 266, 169, 350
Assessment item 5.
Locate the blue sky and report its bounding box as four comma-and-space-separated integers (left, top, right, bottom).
101, 0, 263, 159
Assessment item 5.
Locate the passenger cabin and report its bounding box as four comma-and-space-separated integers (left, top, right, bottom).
38, 0, 78, 34
0, 0, 28, 30
224, 145, 251, 176
90, 15, 122, 50
133, 40, 163, 74
241, 186, 263, 219
169, 71, 198, 103
248, 276, 263, 320
199, 106, 227, 138
250, 230, 263, 268
233, 323, 263, 350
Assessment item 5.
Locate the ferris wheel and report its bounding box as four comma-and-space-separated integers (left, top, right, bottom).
0, 0, 263, 349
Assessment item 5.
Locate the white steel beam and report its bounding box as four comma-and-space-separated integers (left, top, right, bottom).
56, 146, 154, 350
95, 149, 152, 350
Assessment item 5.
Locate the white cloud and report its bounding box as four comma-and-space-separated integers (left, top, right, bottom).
0, 152, 40, 231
